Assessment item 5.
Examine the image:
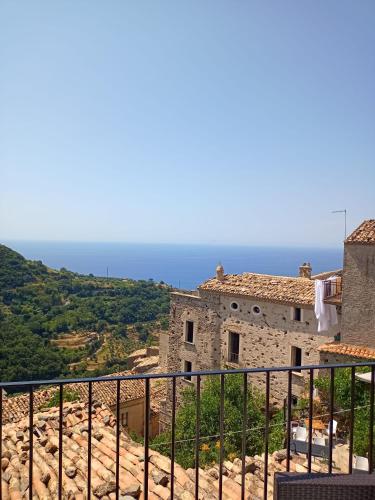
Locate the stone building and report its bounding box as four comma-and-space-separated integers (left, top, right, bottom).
159, 261, 340, 426
319, 219, 375, 364
159, 219, 375, 427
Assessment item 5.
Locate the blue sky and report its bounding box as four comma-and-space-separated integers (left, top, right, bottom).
1, 1, 374, 247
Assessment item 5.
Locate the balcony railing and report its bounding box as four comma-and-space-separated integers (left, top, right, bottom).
323, 277, 342, 299
1, 361, 375, 499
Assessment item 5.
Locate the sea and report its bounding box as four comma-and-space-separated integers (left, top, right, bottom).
4, 241, 343, 290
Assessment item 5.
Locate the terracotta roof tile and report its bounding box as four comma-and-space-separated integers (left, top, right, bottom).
345, 219, 375, 244
199, 273, 315, 306
2, 371, 165, 424
0, 401, 247, 499
318, 342, 375, 360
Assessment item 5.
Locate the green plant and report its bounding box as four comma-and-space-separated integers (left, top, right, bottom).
150, 374, 284, 469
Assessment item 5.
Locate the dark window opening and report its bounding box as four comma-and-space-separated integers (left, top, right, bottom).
184, 360, 192, 380
291, 346, 302, 372
230, 302, 239, 310
185, 321, 194, 343
121, 411, 128, 427
229, 332, 240, 363
293, 307, 302, 321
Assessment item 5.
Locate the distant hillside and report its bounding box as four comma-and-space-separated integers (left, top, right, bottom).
0, 244, 49, 289
0, 244, 170, 384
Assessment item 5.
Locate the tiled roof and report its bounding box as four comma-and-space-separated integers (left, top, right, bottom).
2, 371, 164, 424
0, 400, 341, 499
311, 270, 342, 280
0, 401, 245, 499
345, 220, 375, 244
318, 342, 375, 360
199, 273, 315, 306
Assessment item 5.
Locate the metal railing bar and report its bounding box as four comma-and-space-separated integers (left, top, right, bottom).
218, 373, 225, 500
58, 384, 63, 500
263, 372, 270, 500
2, 362, 375, 388
328, 368, 334, 473
307, 369, 314, 473
29, 386, 33, 500
115, 380, 120, 499
144, 378, 150, 500
286, 370, 292, 472
170, 378, 176, 500
349, 366, 355, 474
87, 381, 92, 500
241, 372, 248, 500
195, 375, 201, 500
369, 366, 374, 474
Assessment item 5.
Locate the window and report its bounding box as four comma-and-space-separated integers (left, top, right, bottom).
230, 302, 239, 311
185, 320, 194, 343
228, 332, 240, 363
293, 307, 302, 321
252, 305, 261, 315
184, 360, 192, 380
121, 411, 129, 427
291, 346, 302, 372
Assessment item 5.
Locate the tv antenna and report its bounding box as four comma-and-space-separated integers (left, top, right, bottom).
332, 209, 347, 239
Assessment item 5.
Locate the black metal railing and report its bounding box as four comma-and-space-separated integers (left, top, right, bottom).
1, 361, 375, 500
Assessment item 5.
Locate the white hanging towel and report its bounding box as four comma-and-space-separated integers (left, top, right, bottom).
314, 279, 338, 332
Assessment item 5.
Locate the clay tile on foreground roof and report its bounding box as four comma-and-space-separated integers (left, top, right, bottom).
0, 401, 248, 499
345, 219, 375, 244
318, 342, 375, 360
199, 272, 315, 306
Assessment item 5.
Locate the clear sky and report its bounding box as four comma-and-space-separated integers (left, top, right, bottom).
1, 1, 374, 247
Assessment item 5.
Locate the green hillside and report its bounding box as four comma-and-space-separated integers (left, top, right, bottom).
0, 244, 170, 383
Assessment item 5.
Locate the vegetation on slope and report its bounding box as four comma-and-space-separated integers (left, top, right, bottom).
0, 244, 170, 383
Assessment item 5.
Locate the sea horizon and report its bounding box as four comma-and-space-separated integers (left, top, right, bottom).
3, 240, 343, 290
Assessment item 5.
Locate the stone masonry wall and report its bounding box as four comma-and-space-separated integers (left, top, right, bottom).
341, 243, 375, 348
213, 293, 336, 404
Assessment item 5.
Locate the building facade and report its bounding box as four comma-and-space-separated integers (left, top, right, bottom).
159, 262, 340, 428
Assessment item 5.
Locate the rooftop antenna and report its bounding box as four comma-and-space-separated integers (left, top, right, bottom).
332, 209, 347, 239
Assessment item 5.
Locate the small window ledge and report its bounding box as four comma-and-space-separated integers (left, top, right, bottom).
292, 371, 304, 378
182, 378, 194, 385
226, 361, 240, 369
183, 341, 196, 350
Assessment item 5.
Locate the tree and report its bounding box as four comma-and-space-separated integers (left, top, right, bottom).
150, 374, 284, 468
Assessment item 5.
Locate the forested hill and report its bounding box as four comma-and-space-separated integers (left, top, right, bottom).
0, 244, 170, 383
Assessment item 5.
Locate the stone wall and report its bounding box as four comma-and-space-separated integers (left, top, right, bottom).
215, 293, 335, 403
159, 331, 169, 372
341, 243, 375, 347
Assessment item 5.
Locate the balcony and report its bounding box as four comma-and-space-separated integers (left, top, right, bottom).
1, 361, 375, 499
323, 277, 343, 306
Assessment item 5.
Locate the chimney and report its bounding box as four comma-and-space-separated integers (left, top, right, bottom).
299, 262, 312, 279
216, 263, 225, 281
